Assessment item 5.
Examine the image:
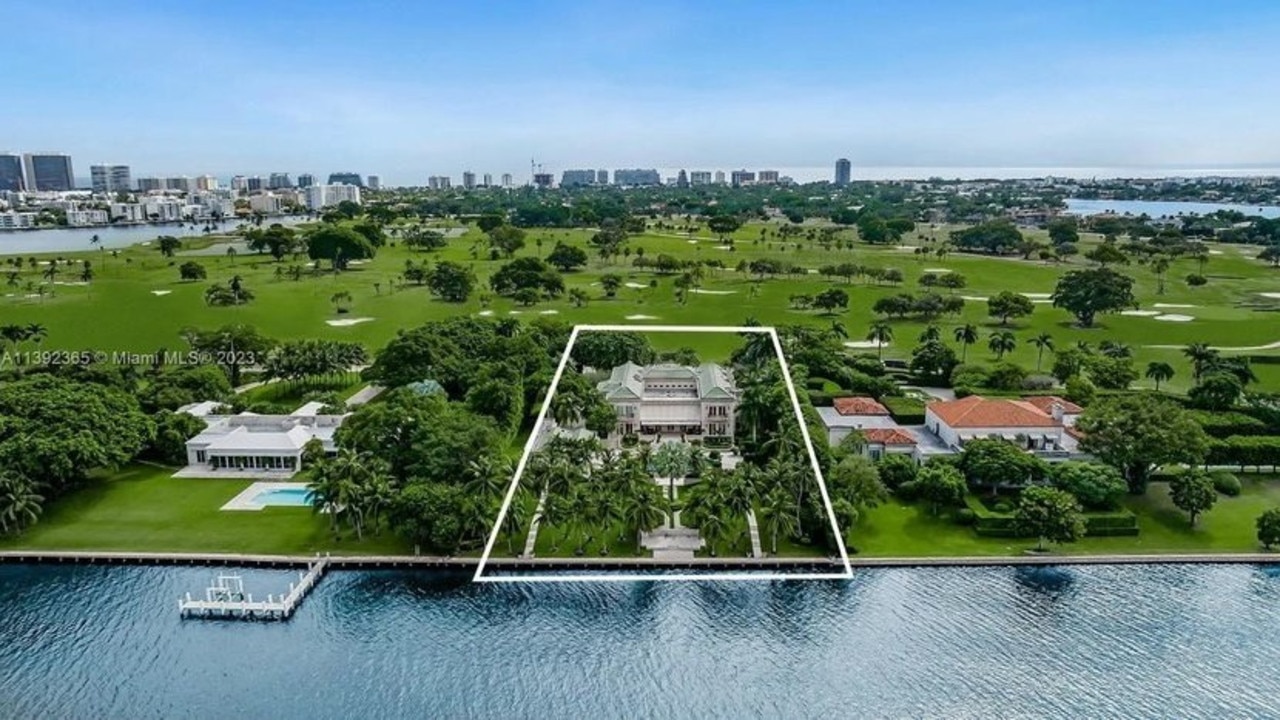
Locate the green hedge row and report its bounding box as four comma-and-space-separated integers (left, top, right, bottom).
882, 396, 927, 425
1206, 436, 1280, 470
1187, 410, 1273, 438
962, 496, 1139, 537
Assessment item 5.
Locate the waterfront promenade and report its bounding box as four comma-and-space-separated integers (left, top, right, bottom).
3, 549, 1279, 571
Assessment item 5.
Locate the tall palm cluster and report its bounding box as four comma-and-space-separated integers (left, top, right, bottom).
0, 323, 48, 358
305, 448, 397, 541
523, 437, 669, 556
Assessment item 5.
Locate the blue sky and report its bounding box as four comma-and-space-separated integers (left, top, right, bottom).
6, 0, 1280, 183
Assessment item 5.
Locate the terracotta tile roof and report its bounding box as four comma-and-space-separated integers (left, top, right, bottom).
1066, 426, 1086, 440
863, 428, 918, 445
927, 395, 1062, 429
1021, 395, 1083, 415
833, 396, 890, 416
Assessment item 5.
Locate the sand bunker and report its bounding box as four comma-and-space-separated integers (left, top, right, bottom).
1153, 303, 1195, 308
477, 310, 494, 316
1020, 292, 1052, 299
150, 290, 172, 296
1121, 310, 1161, 316
1259, 293, 1280, 299
689, 288, 736, 295
844, 340, 888, 349
1154, 314, 1194, 322
712, 246, 734, 251
539, 310, 559, 315
625, 282, 648, 289
507, 310, 523, 315
625, 314, 660, 320
53, 281, 89, 286
325, 317, 374, 327
923, 268, 952, 273
961, 295, 989, 302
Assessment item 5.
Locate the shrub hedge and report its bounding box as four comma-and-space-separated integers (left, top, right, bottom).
882, 396, 927, 425
1205, 436, 1280, 470
1186, 410, 1271, 438
962, 495, 1139, 537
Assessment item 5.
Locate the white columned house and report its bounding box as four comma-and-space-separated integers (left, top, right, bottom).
597, 362, 737, 438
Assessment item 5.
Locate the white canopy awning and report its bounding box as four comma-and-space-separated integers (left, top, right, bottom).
639, 403, 701, 424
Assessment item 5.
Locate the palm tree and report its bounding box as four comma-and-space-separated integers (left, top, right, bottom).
1027, 332, 1054, 371
0, 472, 43, 535
1099, 340, 1131, 359
918, 324, 941, 343
500, 489, 531, 555
829, 320, 848, 340
988, 330, 1017, 360
1145, 361, 1175, 391
1152, 255, 1170, 295
622, 482, 668, 550
953, 323, 979, 362
1183, 343, 1219, 381
759, 485, 799, 555
698, 510, 729, 557
866, 322, 893, 360
465, 455, 512, 505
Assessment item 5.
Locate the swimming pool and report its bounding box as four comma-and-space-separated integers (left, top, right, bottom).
252, 487, 314, 507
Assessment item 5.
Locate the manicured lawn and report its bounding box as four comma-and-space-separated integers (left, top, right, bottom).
0, 464, 410, 556
852, 476, 1280, 557
530, 519, 643, 558
3, 220, 1276, 393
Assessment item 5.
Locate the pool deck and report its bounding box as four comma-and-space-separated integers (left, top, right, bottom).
219, 481, 311, 511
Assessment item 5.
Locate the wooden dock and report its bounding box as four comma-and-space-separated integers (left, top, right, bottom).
179, 554, 329, 621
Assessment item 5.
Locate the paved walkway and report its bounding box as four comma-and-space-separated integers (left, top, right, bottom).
521, 489, 547, 558
746, 510, 763, 558
345, 384, 384, 406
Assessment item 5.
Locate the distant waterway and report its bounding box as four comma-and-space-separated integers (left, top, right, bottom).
1065, 198, 1280, 219
3, 563, 1280, 718
0, 216, 308, 255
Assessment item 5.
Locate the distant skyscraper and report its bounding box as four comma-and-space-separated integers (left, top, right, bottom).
677, 169, 689, 188
328, 172, 363, 186
501, 173, 513, 188
296, 173, 315, 188
596, 169, 609, 184
462, 171, 476, 189
428, 176, 452, 190
305, 184, 361, 210
714, 170, 726, 184
482, 173, 493, 187
532, 173, 554, 189
0, 153, 23, 191
560, 169, 596, 187
137, 177, 164, 192
757, 170, 779, 184
166, 176, 193, 193
229, 176, 249, 193
835, 158, 851, 187
22, 153, 75, 191
366, 175, 381, 190
612, 168, 661, 186
90, 165, 132, 194
195, 175, 219, 191
689, 171, 712, 186
730, 170, 755, 187
245, 176, 264, 192
269, 172, 292, 189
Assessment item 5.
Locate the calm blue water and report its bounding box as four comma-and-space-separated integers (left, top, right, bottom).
3, 564, 1280, 718
0, 217, 308, 255
1065, 198, 1280, 219
254, 487, 313, 507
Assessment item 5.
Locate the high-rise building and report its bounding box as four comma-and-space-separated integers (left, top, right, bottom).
689, 171, 712, 186
613, 168, 661, 186
730, 170, 756, 187
676, 169, 689, 188
560, 169, 596, 187
0, 153, 23, 191
137, 177, 164, 192
90, 165, 132, 194
501, 173, 513, 188
596, 169, 609, 184
328, 172, 363, 186
482, 173, 493, 187
366, 175, 381, 190
834, 158, 851, 187
462, 171, 476, 189
269, 172, 292, 189
532, 173, 554, 189
757, 170, 779, 184
230, 176, 249, 193
22, 153, 75, 191
427, 175, 452, 190
195, 175, 219, 191
305, 184, 362, 210
714, 170, 726, 184
296, 173, 315, 188
245, 176, 264, 192
166, 176, 193, 193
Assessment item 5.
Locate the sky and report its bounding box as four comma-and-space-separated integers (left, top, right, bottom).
5, 0, 1280, 184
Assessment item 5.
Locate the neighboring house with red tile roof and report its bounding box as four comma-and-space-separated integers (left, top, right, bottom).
924, 395, 1069, 452
861, 427, 918, 461
833, 396, 890, 416
1020, 395, 1084, 426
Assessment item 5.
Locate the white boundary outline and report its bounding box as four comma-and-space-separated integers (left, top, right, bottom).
473, 325, 854, 583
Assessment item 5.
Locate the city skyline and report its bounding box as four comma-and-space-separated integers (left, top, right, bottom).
5, 1, 1280, 186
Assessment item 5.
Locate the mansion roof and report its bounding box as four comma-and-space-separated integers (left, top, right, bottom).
597, 362, 736, 402
927, 395, 1062, 429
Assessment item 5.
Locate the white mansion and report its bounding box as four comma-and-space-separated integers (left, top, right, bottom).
596, 362, 738, 437
175, 400, 345, 478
